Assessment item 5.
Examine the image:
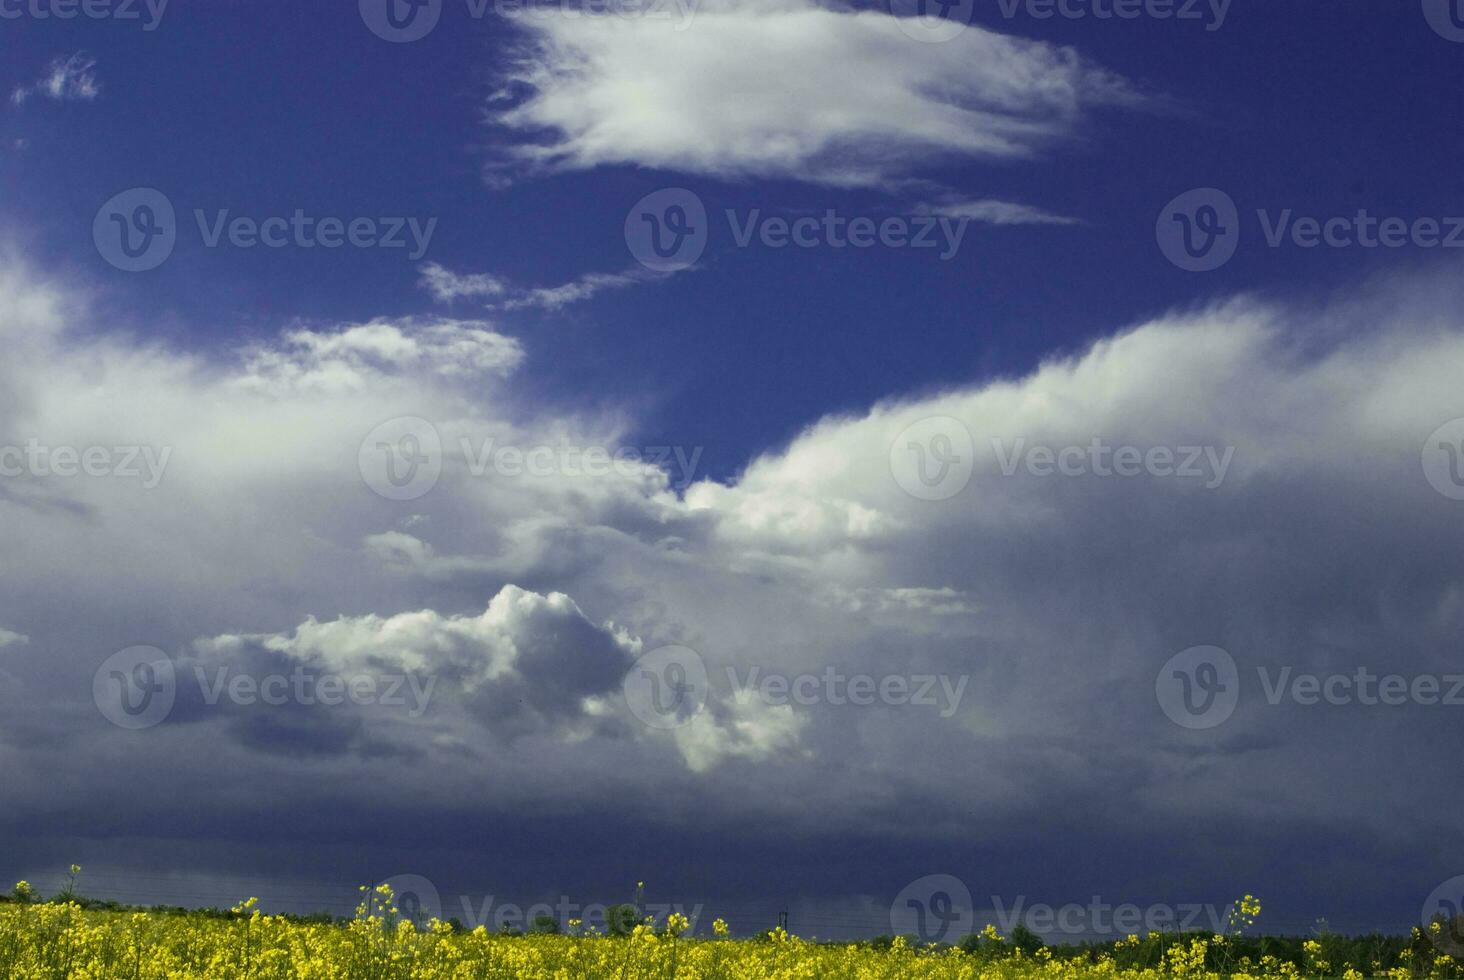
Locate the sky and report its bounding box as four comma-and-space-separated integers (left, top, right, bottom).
2, 0, 1464, 944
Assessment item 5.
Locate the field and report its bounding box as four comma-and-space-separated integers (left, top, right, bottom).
0, 881, 1459, 979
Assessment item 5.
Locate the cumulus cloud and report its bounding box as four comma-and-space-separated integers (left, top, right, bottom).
11, 53, 100, 106
0, 628, 27, 649
491, 0, 1146, 187
5, 254, 1464, 919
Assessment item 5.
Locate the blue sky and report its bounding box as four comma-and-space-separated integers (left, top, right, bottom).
3, 0, 1464, 943
7, 0, 1461, 474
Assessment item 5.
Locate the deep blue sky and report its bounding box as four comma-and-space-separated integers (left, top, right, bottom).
4, 0, 1460, 478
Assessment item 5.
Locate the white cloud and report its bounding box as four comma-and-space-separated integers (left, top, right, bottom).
672, 689, 808, 772
493, 0, 1146, 187
5, 254, 1464, 865
420, 262, 676, 313
500, 268, 676, 311
233, 317, 524, 393
418, 262, 508, 303
923, 198, 1078, 226
11, 53, 99, 107
0, 628, 28, 649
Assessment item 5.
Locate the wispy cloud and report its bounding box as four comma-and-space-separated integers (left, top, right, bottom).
419, 262, 679, 313
921, 198, 1079, 226
418, 263, 509, 303
11, 53, 100, 107
492, 0, 1147, 189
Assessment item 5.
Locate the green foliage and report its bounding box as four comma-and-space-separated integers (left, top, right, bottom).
605, 903, 639, 937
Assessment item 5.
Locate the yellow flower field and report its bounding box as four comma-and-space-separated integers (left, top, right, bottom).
0, 884, 1455, 980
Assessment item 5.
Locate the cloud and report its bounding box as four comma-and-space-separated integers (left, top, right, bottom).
499, 268, 674, 312
186, 586, 639, 746
0, 629, 27, 649
418, 263, 508, 303
492, 0, 1147, 187
418, 262, 679, 312
922, 198, 1079, 226
233, 317, 524, 393
420, 262, 678, 313
11, 53, 99, 107
5, 254, 1464, 921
